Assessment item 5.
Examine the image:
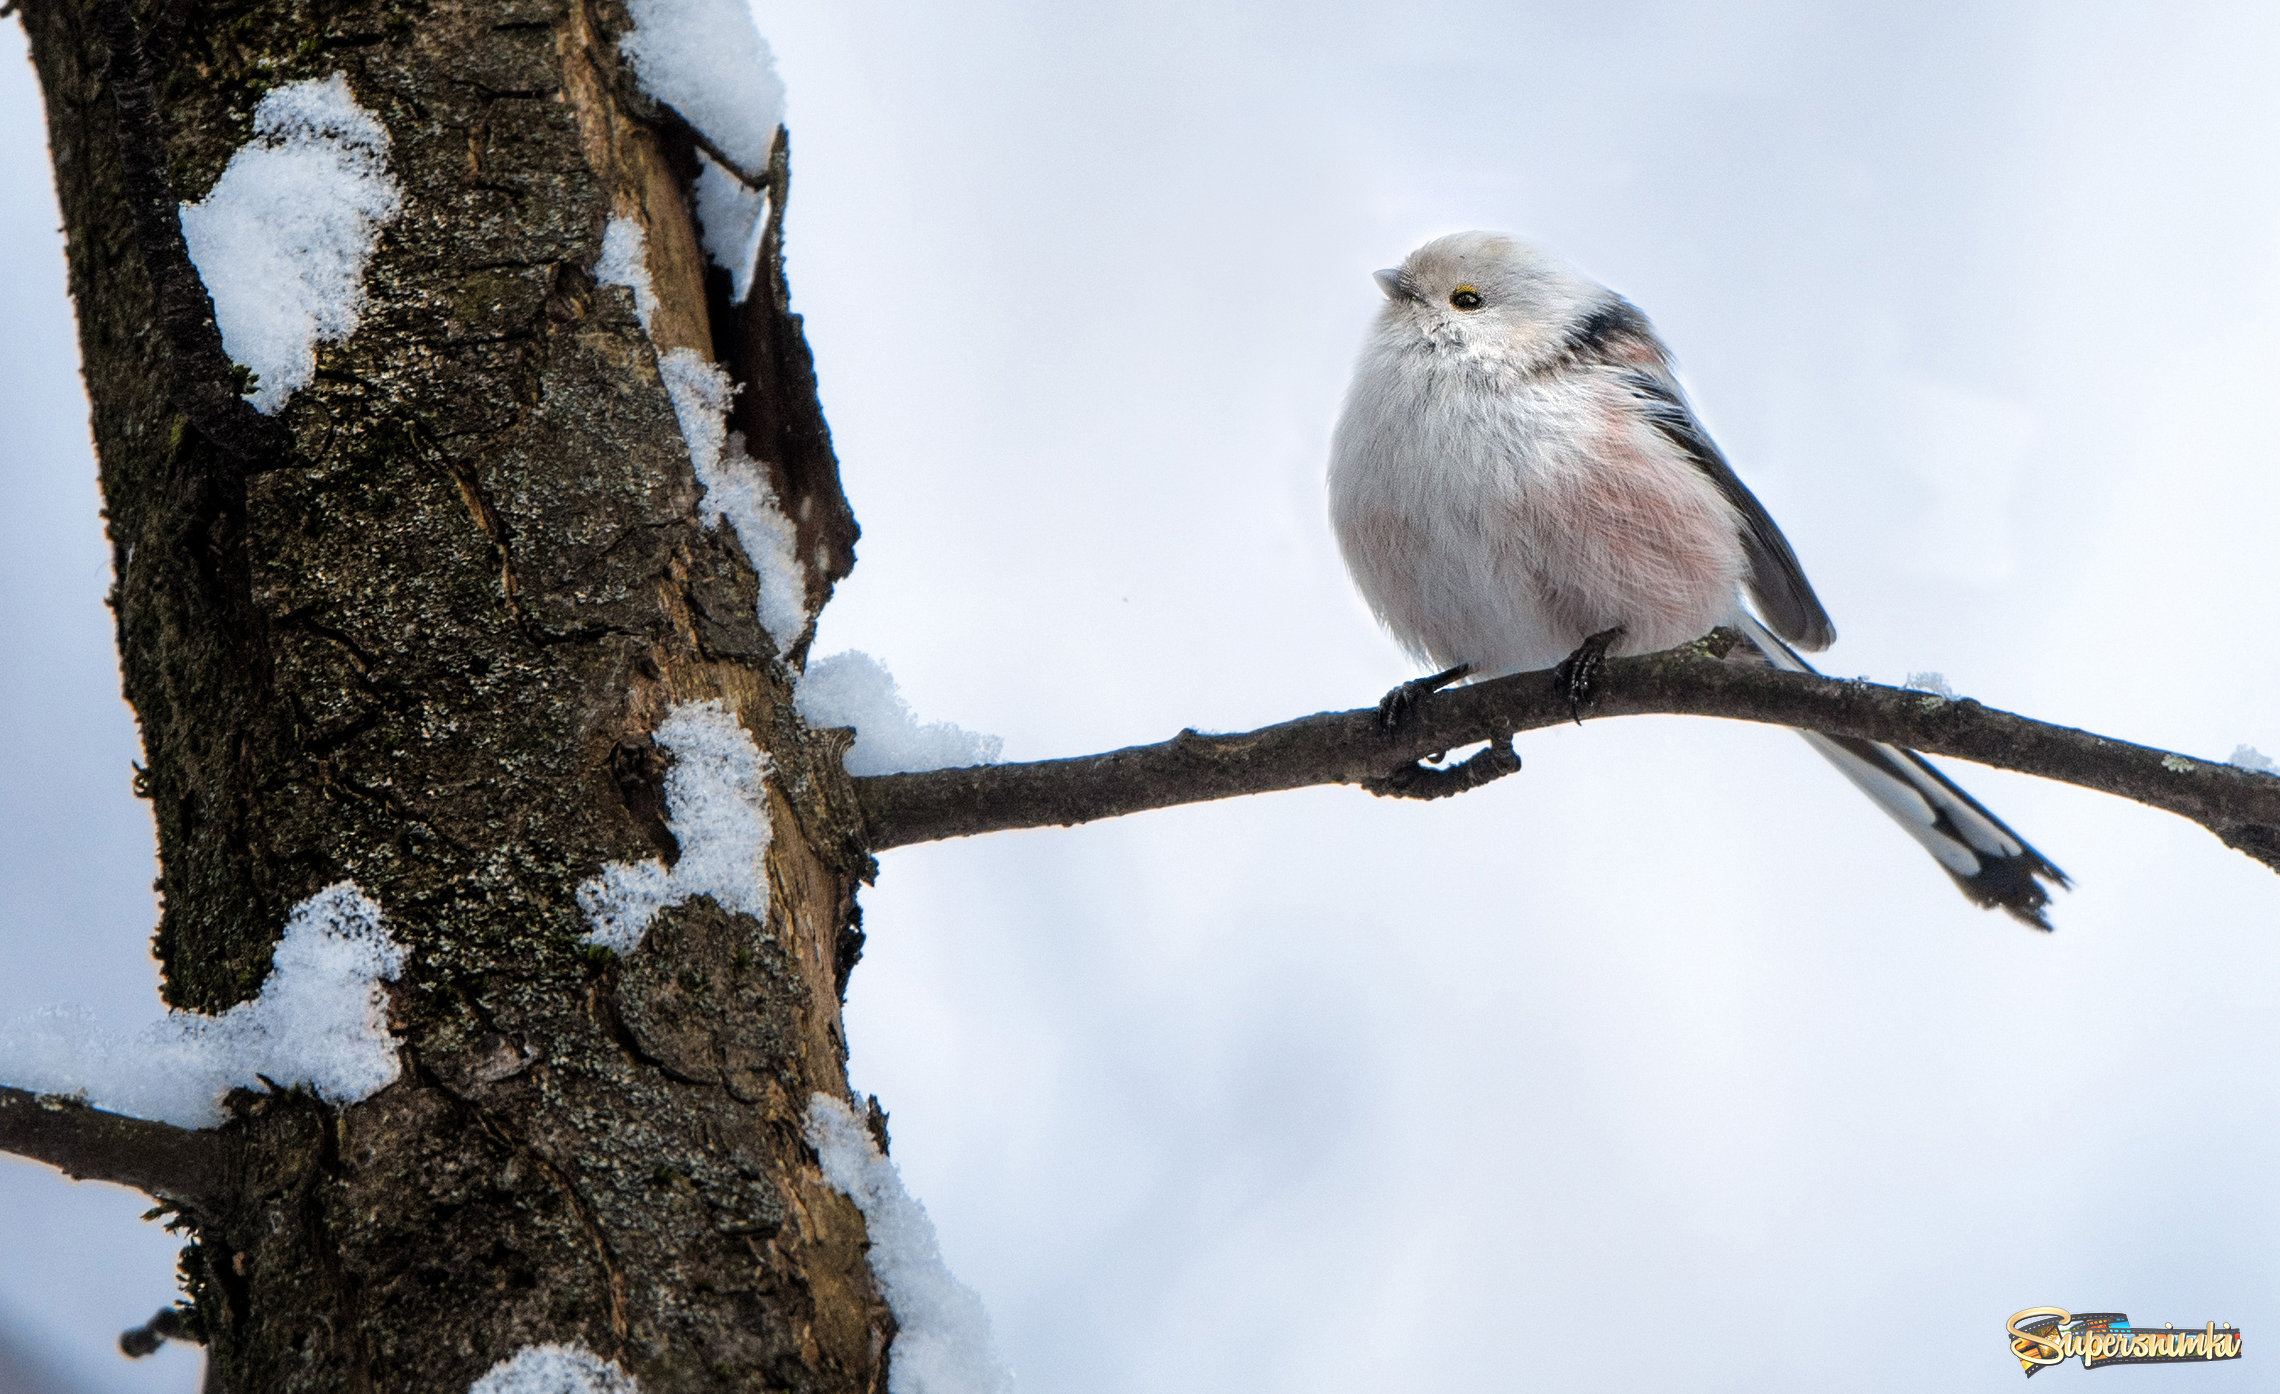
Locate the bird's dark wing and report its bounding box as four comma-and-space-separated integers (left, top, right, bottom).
1625, 371, 1835, 650
1561, 300, 1837, 650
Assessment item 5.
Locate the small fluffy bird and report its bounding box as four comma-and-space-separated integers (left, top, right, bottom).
1330, 231, 2066, 927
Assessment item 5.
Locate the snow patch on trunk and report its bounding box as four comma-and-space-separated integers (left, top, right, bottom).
655, 346, 810, 655
593, 216, 660, 333
468, 1343, 639, 1393
806, 1094, 1013, 1394
592, 217, 811, 657
618, 0, 784, 302
178, 73, 402, 414
796, 652, 1003, 775
579, 700, 772, 955
0, 882, 406, 1128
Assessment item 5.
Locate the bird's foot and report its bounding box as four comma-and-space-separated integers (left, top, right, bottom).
1553, 626, 1625, 724
1376, 663, 1473, 733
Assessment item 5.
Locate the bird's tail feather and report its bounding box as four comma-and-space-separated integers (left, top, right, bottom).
1732, 614, 2069, 929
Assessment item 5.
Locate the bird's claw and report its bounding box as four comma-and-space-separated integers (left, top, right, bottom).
1375, 663, 1474, 733
1553, 626, 1625, 723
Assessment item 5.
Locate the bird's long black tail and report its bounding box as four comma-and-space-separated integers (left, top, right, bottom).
1733, 615, 2069, 929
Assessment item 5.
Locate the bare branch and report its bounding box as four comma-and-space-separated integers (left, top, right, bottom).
853, 632, 2280, 873
0, 1086, 233, 1214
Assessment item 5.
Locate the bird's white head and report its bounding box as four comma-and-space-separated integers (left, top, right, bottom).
1371, 231, 1615, 369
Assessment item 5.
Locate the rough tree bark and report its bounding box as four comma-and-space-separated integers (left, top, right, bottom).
19, 0, 887, 1388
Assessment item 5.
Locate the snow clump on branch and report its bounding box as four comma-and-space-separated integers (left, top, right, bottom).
618, 0, 785, 302
579, 700, 772, 955
797, 652, 1004, 775
593, 217, 810, 656
468, 1343, 639, 1394
806, 1094, 1014, 1394
2231, 745, 2279, 776
178, 73, 402, 415
0, 882, 406, 1129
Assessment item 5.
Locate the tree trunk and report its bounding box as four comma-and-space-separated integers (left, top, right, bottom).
17, 0, 889, 1387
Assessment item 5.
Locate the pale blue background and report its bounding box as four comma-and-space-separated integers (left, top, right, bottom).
1, 2, 2275, 1390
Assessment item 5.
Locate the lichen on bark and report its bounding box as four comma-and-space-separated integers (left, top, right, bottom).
18, 0, 886, 1387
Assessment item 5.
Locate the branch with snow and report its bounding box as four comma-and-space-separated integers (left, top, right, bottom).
0, 882, 406, 1131
797, 652, 1003, 776
0, 881, 406, 1204
850, 629, 2280, 878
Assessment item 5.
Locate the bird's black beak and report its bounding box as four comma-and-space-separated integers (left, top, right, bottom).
1373, 268, 1416, 303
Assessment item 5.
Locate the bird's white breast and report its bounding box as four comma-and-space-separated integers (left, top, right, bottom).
1329, 329, 1749, 676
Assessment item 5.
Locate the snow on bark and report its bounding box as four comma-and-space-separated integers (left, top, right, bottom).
806, 1094, 1013, 1394
0, 882, 406, 1128
468, 1343, 639, 1393
593, 217, 811, 656
796, 652, 1003, 775
618, 0, 785, 302
177, 73, 402, 414
578, 700, 773, 955
593, 215, 660, 334
656, 346, 810, 655
692, 153, 770, 305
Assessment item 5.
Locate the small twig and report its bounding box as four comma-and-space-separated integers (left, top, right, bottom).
675, 114, 768, 190
853, 631, 2280, 875
121, 1306, 197, 1357
0, 1086, 233, 1213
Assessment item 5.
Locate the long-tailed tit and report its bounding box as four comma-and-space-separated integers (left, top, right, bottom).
1330, 231, 2066, 927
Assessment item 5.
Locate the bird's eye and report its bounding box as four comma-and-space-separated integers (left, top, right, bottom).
1450, 286, 1483, 311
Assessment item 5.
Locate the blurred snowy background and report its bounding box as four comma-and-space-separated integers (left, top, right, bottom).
4, 1, 2279, 1390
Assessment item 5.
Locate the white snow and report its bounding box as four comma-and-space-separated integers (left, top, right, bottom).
579, 700, 772, 955
178, 73, 402, 415
594, 216, 659, 333
0, 882, 406, 1129
655, 347, 811, 654
1902, 671, 1955, 698
468, 1343, 639, 1394
796, 652, 1004, 776
806, 1094, 1013, 1394
619, 0, 784, 301
2230, 745, 2279, 776
592, 221, 807, 652
593, 223, 808, 654
693, 152, 770, 305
